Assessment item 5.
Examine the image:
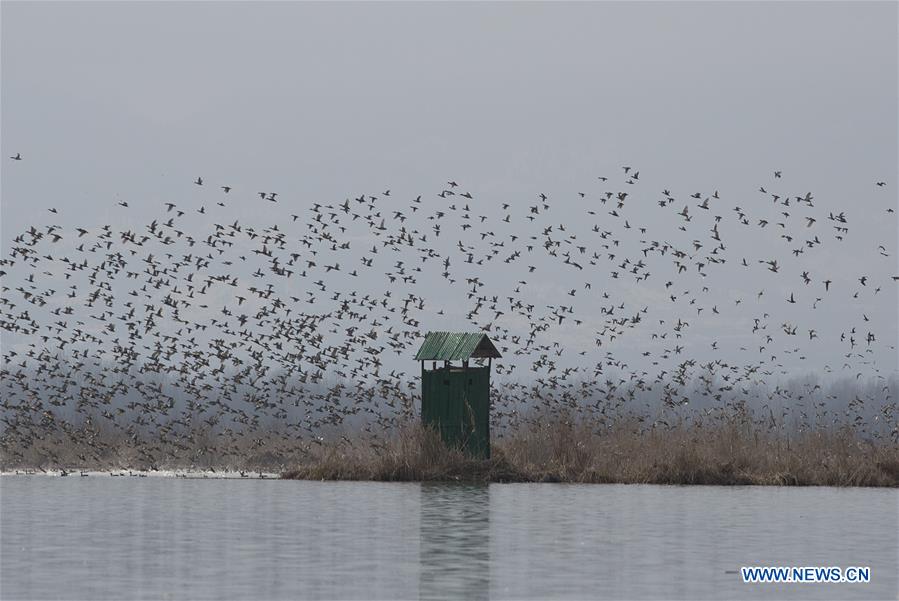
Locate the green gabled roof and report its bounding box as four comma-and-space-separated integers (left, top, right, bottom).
414, 331, 502, 361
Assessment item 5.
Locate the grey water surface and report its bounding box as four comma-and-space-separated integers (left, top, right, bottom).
1, 477, 896, 600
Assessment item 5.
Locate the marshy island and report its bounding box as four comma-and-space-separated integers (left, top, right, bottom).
2, 173, 897, 487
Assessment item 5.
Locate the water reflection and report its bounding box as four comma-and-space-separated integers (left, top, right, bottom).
419, 483, 490, 600
2, 478, 896, 600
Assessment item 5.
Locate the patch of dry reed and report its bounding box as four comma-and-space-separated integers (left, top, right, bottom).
283, 419, 899, 487
5, 414, 897, 486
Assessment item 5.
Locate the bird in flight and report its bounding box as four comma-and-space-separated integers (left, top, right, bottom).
0, 163, 894, 473
10, 153, 22, 160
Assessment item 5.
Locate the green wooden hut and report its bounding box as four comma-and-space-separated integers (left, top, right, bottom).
414, 331, 501, 459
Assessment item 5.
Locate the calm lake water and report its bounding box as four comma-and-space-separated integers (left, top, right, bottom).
1, 477, 896, 600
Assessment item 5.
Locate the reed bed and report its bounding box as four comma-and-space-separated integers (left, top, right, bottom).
282, 419, 899, 487
4, 414, 897, 486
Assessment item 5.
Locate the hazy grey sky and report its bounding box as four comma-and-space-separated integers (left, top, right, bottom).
3, 2, 895, 224
2, 1, 897, 377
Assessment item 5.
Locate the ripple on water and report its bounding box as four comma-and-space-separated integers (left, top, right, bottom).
1, 477, 896, 600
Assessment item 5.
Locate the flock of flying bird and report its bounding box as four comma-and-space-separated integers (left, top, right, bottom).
1, 154, 897, 469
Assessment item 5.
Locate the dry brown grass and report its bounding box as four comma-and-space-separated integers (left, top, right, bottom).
283, 419, 899, 487
283, 424, 529, 483
5, 414, 897, 486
